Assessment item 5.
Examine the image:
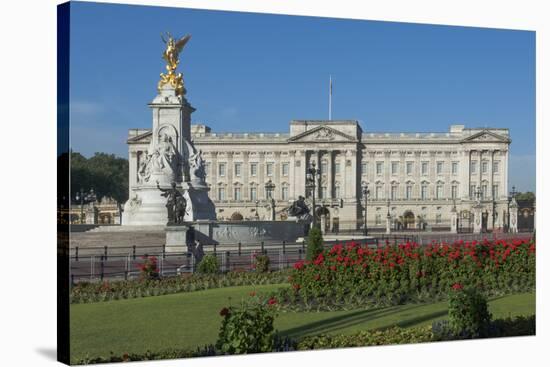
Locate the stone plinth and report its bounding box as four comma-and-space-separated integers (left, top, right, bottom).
164, 220, 309, 253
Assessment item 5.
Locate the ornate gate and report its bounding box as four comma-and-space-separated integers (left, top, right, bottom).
458, 210, 473, 233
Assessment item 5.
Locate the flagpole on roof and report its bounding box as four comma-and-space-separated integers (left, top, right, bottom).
329, 75, 332, 121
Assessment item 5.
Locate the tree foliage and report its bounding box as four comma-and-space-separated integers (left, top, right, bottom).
69, 151, 129, 207
514, 191, 535, 202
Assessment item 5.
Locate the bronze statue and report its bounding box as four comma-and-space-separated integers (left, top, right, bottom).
156, 181, 184, 224
175, 195, 187, 224
288, 195, 310, 218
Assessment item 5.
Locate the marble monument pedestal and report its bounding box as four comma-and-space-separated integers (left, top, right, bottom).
164, 220, 309, 253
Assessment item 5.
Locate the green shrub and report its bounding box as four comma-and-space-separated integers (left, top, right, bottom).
138, 255, 159, 281
197, 254, 219, 274
297, 326, 434, 350
216, 296, 278, 354
254, 254, 270, 273
447, 284, 492, 338
70, 270, 291, 304
306, 226, 324, 261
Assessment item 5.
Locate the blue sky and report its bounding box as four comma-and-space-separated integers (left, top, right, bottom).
68, 1, 536, 192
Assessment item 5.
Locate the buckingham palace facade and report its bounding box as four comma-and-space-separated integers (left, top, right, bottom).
127, 120, 511, 232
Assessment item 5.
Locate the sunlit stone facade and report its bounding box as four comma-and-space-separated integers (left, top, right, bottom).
128, 120, 511, 232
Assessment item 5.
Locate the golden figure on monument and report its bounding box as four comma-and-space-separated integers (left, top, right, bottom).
158, 32, 191, 96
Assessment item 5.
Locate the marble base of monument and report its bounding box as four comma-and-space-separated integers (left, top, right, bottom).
164, 220, 309, 252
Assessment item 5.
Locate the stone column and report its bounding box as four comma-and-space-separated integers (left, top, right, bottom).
473, 203, 482, 234
289, 150, 296, 200
320, 214, 327, 234
243, 151, 250, 200
509, 198, 518, 233
327, 151, 333, 198
341, 152, 347, 198
349, 149, 358, 202
227, 152, 234, 200
450, 205, 458, 234
386, 213, 391, 234
259, 151, 266, 199
129, 151, 138, 192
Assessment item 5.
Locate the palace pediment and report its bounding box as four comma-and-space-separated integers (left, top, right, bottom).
127, 130, 152, 144
287, 125, 357, 143
461, 130, 510, 144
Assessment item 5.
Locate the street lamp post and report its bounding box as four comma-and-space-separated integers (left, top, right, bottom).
362, 183, 370, 236
255, 200, 260, 220
264, 179, 276, 221
306, 161, 320, 228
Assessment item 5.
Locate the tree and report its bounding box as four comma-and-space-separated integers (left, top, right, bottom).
306, 226, 324, 261
514, 191, 535, 202
70, 151, 129, 223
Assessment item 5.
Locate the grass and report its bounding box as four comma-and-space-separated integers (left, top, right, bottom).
70, 284, 535, 361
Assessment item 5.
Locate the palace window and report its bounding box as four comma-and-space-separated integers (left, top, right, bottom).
406, 185, 412, 200
360, 162, 366, 175
406, 162, 413, 175
481, 184, 488, 199
470, 184, 476, 198
375, 214, 382, 225
321, 186, 328, 199
334, 185, 340, 199
217, 187, 225, 200
452, 162, 458, 175
451, 185, 458, 199
282, 162, 289, 176
250, 186, 257, 201
492, 184, 499, 198
250, 163, 258, 176
234, 163, 242, 177
421, 185, 428, 200
482, 161, 488, 174
376, 162, 383, 175
266, 162, 274, 176
282, 186, 289, 200
436, 214, 442, 224
436, 162, 444, 175
436, 184, 443, 199
391, 162, 399, 175
375, 185, 382, 200
321, 161, 328, 174
471, 161, 477, 174
493, 161, 499, 173
421, 162, 428, 175
336, 162, 342, 174
234, 187, 241, 201
391, 185, 398, 200
218, 163, 226, 177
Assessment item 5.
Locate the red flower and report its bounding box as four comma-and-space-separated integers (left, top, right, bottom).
294, 261, 305, 270
451, 283, 463, 291
219, 307, 230, 316
267, 297, 277, 305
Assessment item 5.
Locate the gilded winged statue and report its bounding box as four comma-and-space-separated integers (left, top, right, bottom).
158, 33, 191, 96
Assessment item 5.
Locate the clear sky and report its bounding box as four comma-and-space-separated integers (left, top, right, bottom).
68, 1, 536, 192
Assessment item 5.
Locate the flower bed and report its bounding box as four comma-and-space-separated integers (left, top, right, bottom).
272, 238, 535, 310
70, 270, 290, 304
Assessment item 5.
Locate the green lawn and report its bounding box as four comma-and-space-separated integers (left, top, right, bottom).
70, 284, 535, 360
